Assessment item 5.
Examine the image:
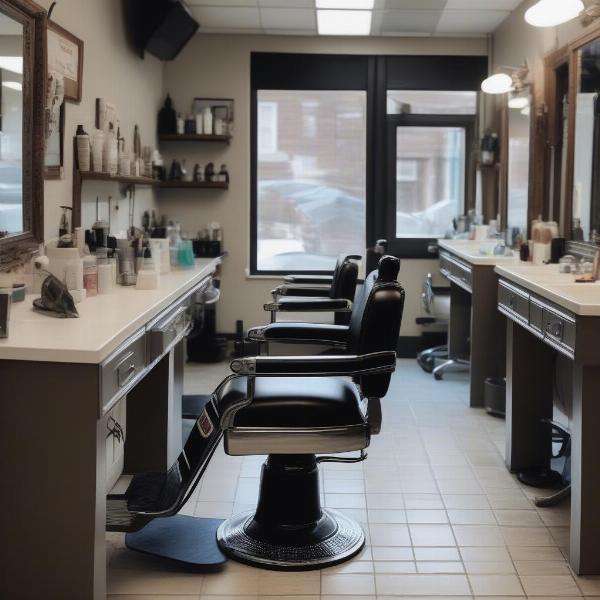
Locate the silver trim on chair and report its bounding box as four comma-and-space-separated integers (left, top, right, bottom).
224, 424, 369, 456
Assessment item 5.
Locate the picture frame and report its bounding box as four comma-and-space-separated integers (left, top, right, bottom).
47, 20, 83, 103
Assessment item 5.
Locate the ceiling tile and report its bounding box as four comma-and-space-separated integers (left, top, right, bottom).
259, 0, 314, 5
260, 8, 317, 29
264, 28, 318, 35
436, 9, 510, 33
380, 9, 443, 34
199, 27, 265, 34
192, 6, 261, 29
445, 0, 521, 9
385, 0, 447, 8
188, 0, 258, 6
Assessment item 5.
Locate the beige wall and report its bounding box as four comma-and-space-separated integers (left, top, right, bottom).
492, 0, 596, 105
163, 34, 487, 335
37, 0, 163, 241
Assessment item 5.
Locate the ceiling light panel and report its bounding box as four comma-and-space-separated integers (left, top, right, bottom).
317, 9, 372, 34
316, 0, 375, 8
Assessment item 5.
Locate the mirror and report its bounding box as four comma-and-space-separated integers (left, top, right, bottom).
505, 88, 532, 237
0, 12, 23, 236
572, 38, 600, 242
0, 0, 45, 251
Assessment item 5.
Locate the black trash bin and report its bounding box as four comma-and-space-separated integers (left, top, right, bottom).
484, 377, 506, 418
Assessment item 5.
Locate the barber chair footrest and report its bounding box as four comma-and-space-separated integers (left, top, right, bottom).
216, 509, 364, 571
125, 515, 227, 571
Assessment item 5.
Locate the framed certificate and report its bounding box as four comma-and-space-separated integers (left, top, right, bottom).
47, 20, 83, 103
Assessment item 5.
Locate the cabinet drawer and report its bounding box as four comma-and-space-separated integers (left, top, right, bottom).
439, 251, 472, 290
498, 280, 529, 323
100, 329, 147, 415
529, 299, 544, 333
543, 307, 576, 354
452, 260, 472, 289
439, 252, 452, 278
148, 305, 191, 362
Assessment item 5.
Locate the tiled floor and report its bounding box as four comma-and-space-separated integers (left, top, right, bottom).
107, 359, 600, 599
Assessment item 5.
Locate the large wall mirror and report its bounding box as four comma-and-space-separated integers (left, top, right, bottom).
0, 0, 45, 253
505, 88, 532, 236
569, 35, 600, 244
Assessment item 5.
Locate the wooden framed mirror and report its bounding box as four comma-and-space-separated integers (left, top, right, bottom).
0, 0, 45, 262
565, 22, 600, 244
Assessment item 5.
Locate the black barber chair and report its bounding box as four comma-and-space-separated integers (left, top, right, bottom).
216, 255, 404, 569
248, 259, 399, 353
267, 254, 361, 325
107, 256, 404, 571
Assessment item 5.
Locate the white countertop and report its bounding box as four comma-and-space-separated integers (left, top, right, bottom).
0, 257, 222, 364
438, 239, 520, 266
495, 263, 600, 316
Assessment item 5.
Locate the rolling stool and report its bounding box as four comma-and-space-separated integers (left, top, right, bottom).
416, 273, 450, 373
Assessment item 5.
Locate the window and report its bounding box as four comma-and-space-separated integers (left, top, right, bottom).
258, 102, 278, 155
384, 91, 476, 254
255, 89, 367, 272
394, 126, 466, 238
250, 53, 488, 268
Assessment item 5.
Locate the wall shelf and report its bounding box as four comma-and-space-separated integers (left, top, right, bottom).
158, 134, 231, 144
78, 172, 159, 186
159, 181, 228, 190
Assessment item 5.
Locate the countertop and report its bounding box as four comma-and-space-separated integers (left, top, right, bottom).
0, 257, 222, 364
438, 239, 520, 266
495, 263, 600, 316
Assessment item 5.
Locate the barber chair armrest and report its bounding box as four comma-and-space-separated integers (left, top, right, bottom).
265, 297, 352, 313
230, 351, 397, 378
283, 274, 334, 284
271, 284, 332, 298
248, 322, 349, 346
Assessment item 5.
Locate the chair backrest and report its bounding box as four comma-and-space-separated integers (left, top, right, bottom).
348, 255, 404, 398
329, 254, 360, 301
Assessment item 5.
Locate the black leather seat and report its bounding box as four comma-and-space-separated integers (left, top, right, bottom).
215, 255, 405, 570
221, 376, 363, 428
266, 254, 360, 325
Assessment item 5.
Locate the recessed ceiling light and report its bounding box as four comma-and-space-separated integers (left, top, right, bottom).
2, 81, 21, 91
317, 9, 372, 35
316, 0, 375, 8
0, 56, 23, 75
481, 73, 513, 95
525, 0, 584, 27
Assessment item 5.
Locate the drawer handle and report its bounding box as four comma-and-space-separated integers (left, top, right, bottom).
116, 351, 138, 388
546, 321, 563, 338
508, 295, 515, 308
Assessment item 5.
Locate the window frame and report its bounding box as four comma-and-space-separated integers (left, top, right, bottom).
385, 113, 476, 258
249, 53, 487, 274
249, 53, 373, 276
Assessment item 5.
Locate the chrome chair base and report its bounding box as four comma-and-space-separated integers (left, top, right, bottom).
217, 508, 364, 570
433, 358, 470, 380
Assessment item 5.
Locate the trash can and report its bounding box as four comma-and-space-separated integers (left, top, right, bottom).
484, 377, 506, 418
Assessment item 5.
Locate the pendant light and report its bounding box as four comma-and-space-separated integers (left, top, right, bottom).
525, 0, 584, 27
481, 63, 529, 96
481, 73, 513, 94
